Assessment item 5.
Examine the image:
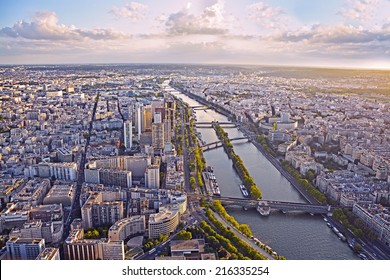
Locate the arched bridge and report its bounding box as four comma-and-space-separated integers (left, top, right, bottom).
191, 105, 210, 110
195, 121, 237, 128
201, 136, 250, 151
215, 196, 332, 216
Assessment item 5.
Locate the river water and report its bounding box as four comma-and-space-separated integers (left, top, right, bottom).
172, 89, 358, 260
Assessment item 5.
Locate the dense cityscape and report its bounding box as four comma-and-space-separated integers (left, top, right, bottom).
0, 64, 389, 260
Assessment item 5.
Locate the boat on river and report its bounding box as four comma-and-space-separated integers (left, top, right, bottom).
240, 184, 249, 197
257, 201, 270, 216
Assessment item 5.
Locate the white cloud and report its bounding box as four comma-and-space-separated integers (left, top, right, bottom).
164, 0, 231, 35
273, 24, 390, 44
0, 11, 126, 41
338, 0, 379, 22
267, 23, 390, 61
109, 2, 148, 21
1, 2, 389, 67
247, 2, 286, 30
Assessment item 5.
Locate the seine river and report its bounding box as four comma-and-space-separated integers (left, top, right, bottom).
171, 88, 358, 260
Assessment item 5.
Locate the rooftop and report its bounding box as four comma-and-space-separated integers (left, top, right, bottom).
170, 239, 205, 252
148, 206, 178, 224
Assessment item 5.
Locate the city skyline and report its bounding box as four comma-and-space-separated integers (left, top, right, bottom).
1, 0, 390, 69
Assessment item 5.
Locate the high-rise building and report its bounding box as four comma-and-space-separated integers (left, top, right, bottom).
165, 99, 176, 141
145, 164, 160, 189
164, 121, 171, 144
135, 103, 142, 141
124, 120, 133, 149
24, 162, 77, 181
85, 168, 132, 188
151, 99, 164, 117
35, 247, 61, 260
81, 192, 124, 229
6, 238, 45, 260
143, 105, 152, 132
148, 206, 179, 239
108, 216, 146, 241
154, 111, 162, 124
88, 155, 151, 177
63, 229, 101, 260
101, 240, 125, 260
29, 204, 63, 222
152, 122, 164, 151
64, 229, 124, 260
12, 220, 63, 244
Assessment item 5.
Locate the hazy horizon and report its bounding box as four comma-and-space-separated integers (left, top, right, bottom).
1, 0, 390, 69
2, 62, 390, 72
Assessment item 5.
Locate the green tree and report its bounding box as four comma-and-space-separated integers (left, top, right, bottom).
177, 230, 192, 240
354, 243, 362, 253
84, 229, 99, 239
239, 224, 253, 238
159, 234, 169, 242
305, 169, 316, 182
189, 176, 196, 191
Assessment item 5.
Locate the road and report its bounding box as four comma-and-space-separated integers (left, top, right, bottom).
62, 91, 99, 240
211, 211, 275, 259
179, 104, 191, 193
326, 214, 390, 260
173, 86, 390, 260
135, 223, 193, 260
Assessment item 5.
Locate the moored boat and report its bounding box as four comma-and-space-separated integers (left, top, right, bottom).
257, 201, 270, 216
240, 184, 249, 197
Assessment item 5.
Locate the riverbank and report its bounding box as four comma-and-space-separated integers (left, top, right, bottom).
170, 84, 360, 260
214, 124, 262, 199
249, 132, 321, 204
170, 83, 234, 119
210, 210, 276, 259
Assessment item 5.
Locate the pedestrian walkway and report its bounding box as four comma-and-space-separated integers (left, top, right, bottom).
211, 211, 275, 260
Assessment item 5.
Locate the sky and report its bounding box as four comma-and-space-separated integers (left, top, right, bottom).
0, 0, 389, 68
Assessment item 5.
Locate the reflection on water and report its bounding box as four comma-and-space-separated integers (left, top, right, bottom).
172, 89, 358, 260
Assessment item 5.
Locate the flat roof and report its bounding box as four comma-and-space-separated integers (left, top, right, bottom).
170, 239, 205, 252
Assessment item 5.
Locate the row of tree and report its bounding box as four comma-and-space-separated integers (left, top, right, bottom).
214, 124, 262, 199
212, 200, 252, 238
194, 147, 205, 189
280, 160, 327, 204
176, 229, 193, 240
84, 227, 108, 239
204, 209, 267, 260
200, 220, 250, 260
333, 208, 377, 240
257, 135, 276, 156
143, 234, 169, 251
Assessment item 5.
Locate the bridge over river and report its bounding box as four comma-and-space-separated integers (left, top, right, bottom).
216, 196, 332, 216
195, 121, 237, 128
200, 136, 250, 151
186, 193, 334, 216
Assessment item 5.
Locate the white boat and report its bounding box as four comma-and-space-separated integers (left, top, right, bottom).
337, 232, 347, 242
257, 201, 270, 216
240, 184, 249, 197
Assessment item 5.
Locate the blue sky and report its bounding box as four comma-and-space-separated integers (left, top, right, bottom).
0, 0, 389, 68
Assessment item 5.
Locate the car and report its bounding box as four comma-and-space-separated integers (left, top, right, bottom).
359, 253, 368, 260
